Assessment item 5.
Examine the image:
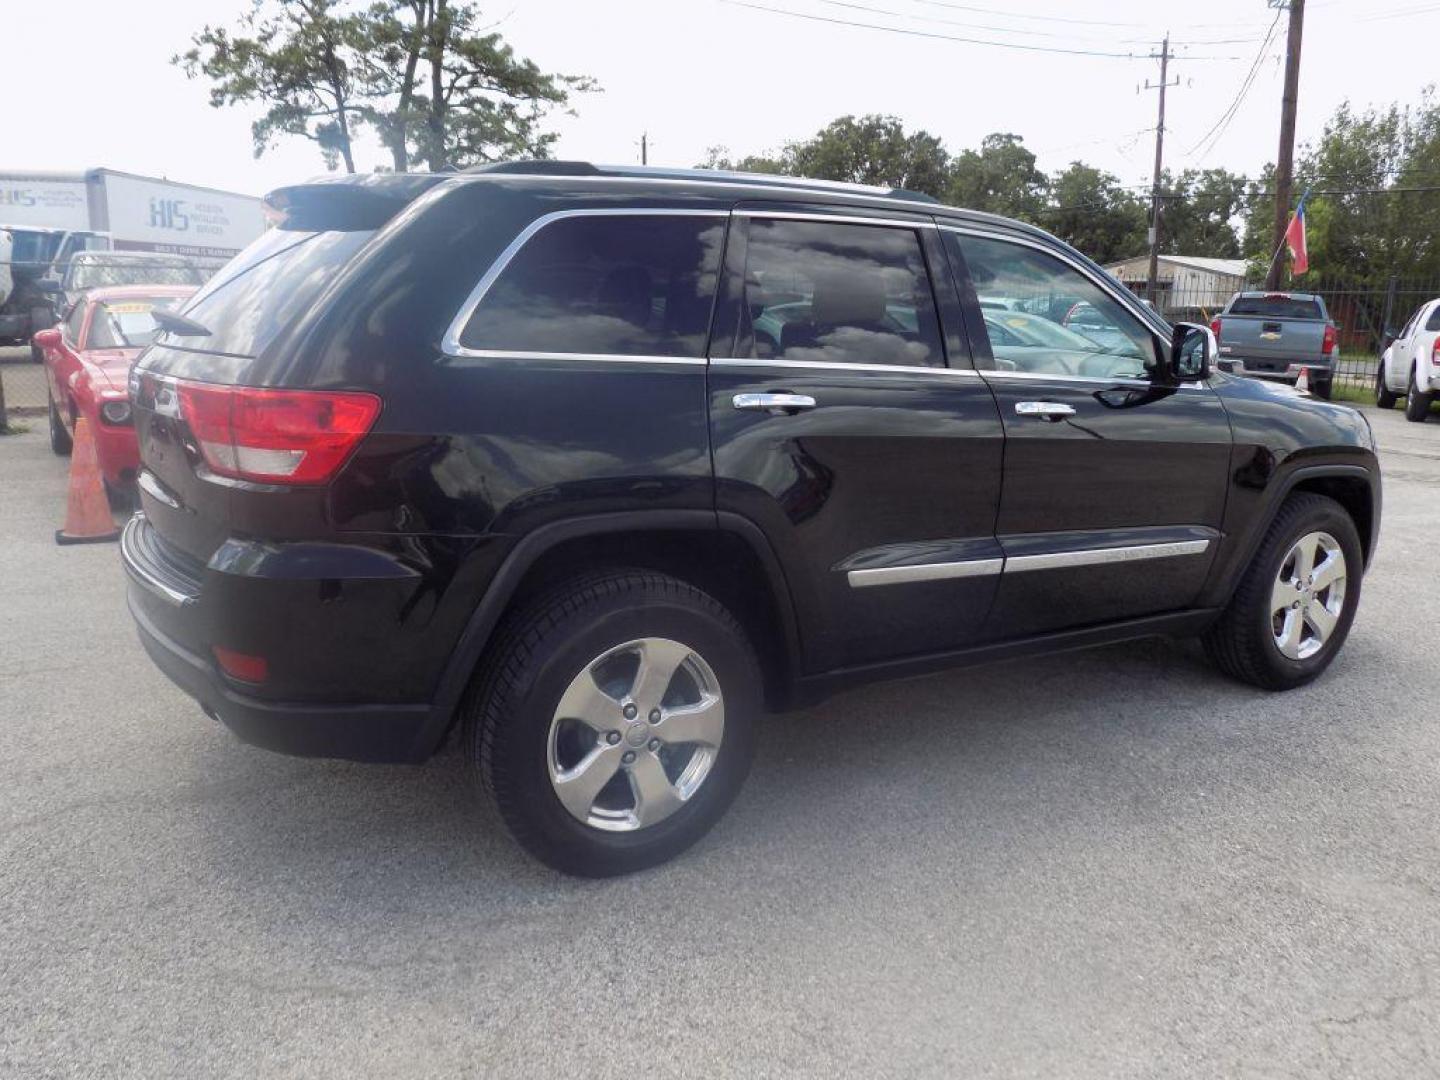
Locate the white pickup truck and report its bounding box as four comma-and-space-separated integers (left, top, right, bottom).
1376, 296, 1440, 422
1211, 291, 1339, 399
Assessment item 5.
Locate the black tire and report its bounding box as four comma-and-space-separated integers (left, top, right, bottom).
1203, 492, 1363, 691
465, 569, 762, 876
30, 340, 43, 364
1405, 364, 1433, 422
1312, 376, 1332, 400
1375, 364, 1398, 408
48, 391, 72, 456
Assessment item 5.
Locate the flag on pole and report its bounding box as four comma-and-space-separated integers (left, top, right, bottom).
1284, 191, 1310, 275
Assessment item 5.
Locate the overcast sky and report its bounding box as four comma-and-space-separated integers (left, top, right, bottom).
7, 0, 1438, 198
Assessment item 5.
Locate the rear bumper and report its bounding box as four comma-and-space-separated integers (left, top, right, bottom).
1217, 356, 1334, 383
121, 514, 436, 763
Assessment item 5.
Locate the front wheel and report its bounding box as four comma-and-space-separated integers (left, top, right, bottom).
48, 391, 72, 456
465, 569, 762, 876
1203, 493, 1363, 691
1405, 364, 1433, 422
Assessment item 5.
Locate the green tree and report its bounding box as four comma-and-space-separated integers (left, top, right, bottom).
947, 133, 1047, 222
1158, 168, 1247, 258
177, 0, 593, 173
178, 0, 366, 172
1042, 162, 1147, 264
784, 115, 949, 195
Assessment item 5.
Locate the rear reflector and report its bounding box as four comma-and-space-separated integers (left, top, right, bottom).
175, 381, 381, 484
213, 646, 269, 683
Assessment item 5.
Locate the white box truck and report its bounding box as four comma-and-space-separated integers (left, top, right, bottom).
1, 168, 265, 346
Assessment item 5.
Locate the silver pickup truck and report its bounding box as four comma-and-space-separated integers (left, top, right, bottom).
1211, 291, 1339, 399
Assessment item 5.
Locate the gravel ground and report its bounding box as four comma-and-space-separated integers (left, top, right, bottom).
2, 406, 1439, 1079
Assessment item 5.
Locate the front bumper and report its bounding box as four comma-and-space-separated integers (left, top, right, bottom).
121, 515, 435, 763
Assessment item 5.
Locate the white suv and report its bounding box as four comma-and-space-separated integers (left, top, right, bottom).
1377, 298, 1440, 421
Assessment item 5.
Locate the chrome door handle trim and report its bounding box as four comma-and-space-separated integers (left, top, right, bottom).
1014, 400, 1076, 420
732, 392, 817, 413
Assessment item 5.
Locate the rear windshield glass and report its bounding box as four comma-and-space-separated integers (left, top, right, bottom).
165, 229, 374, 357
1228, 296, 1324, 320
86, 297, 187, 349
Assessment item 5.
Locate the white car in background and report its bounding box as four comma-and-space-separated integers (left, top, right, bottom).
1377, 297, 1440, 422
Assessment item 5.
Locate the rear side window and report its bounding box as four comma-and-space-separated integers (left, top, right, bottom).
1228, 296, 1325, 320
168, 229, 375, 357
739, 218, 943, 368
1427, 306, 1440, 332
458, 214, 725, 357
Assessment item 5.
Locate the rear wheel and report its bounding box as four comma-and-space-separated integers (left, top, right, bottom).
465, 569, 762, 876
48, 391, 72, 456
1405, 363, 1433, 422
1375, 363, 1398, 408
1203, 493, 1362, 690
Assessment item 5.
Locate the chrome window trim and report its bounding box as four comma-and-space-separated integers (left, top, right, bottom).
711, 357, 982, 377
736, 209, 938, 229
440, 207, 729, 359
845, 538, 1210, 588
1005, 539, 1211, 574
448, 349, 707, 367
848, 558, 1004, 588
981, 369, 1209, 391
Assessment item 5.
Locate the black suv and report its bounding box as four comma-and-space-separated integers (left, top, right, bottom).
122, 163, 1381, 875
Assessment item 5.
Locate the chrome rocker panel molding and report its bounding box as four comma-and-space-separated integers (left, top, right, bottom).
845, 537, 1212, 588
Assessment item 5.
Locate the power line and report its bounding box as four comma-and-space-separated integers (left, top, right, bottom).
910, 0, 1136, 28
815, 0, 1266, 45
721, 1, 1244, 59
1185, 6, 1285, 160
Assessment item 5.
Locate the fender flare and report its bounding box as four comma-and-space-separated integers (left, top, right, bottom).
1201, 462, 1379, 608
407, 509, 803, 759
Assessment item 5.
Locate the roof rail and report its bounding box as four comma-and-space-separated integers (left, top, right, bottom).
465, 160, 602, 176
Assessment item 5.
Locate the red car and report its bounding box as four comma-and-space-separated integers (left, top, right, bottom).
35, 285, 196, 496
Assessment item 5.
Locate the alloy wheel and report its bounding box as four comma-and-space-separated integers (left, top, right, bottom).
1270, 531, 1347, 661
547, 637, 724, 832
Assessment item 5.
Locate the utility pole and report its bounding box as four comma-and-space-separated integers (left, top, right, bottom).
1267, 0, 1306, 290
640, 132, 649, 166
1144, 35, 1179, 305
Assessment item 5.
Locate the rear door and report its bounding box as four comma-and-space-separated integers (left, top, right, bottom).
708, 207, 1005, 673
944, 228, 1232, 637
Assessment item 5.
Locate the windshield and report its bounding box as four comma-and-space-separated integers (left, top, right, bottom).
85, 296, 188, 349
70, 258, 207, 291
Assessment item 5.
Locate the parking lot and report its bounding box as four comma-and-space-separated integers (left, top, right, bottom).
1, 405, 1438, 1078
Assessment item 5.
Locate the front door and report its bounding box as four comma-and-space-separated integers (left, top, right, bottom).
708, 208, 1005, 673
943, 229, 1233, 637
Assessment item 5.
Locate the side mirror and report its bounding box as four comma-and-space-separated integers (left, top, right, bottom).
32, 327, 61, 349
1169, 322, 1214, 382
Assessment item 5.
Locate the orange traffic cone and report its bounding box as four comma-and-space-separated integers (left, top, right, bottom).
1295, 366, 1311, 394
55, 415, 119, 545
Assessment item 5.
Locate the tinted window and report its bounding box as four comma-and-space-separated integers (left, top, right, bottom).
740, 218, 942, 368
1228, 296, 1325, 320
460, 214, 725, 357
168, 229, 374, 357
1427, 306, 1440, 332
952, 234, 1156, 378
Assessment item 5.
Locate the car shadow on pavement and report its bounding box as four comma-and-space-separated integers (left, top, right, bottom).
172, 631, 1309, 917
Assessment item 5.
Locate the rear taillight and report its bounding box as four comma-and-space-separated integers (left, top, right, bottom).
1433, 337, 1440, 362
175, 380, 381, 485
1322, 324, 1337, 355
1210, 317, 1222, 343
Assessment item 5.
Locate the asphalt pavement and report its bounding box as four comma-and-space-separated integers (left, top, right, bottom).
3, 405, 1440, 1079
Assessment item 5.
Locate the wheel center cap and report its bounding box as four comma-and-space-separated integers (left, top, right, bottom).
624, 722, 650, 747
